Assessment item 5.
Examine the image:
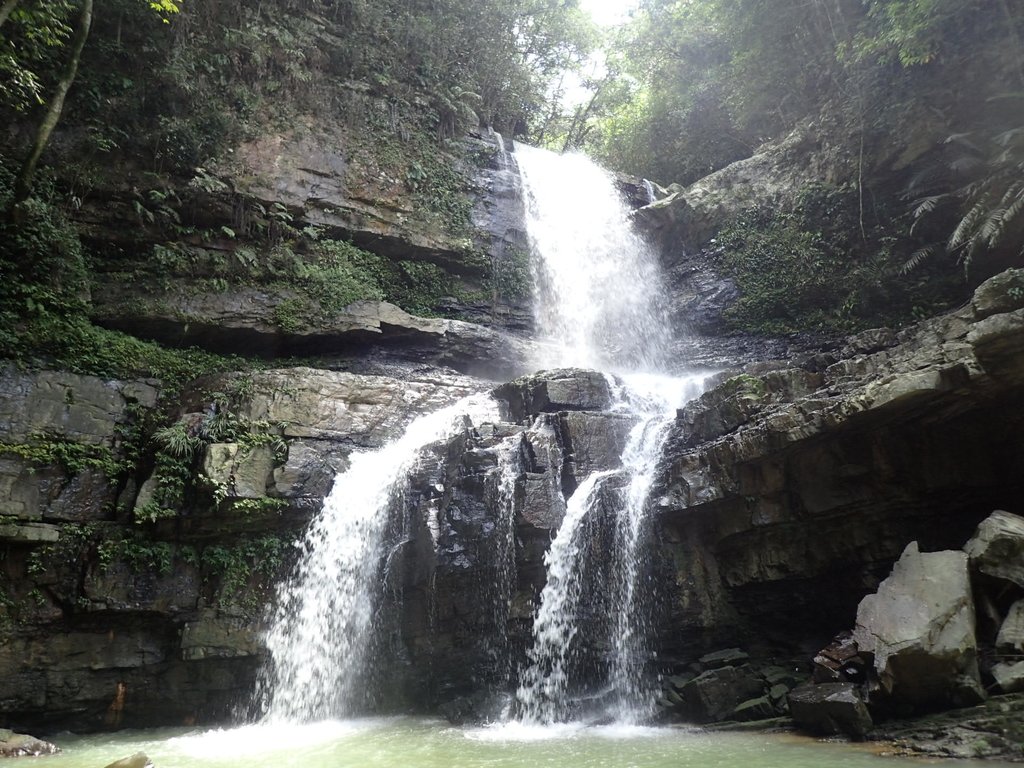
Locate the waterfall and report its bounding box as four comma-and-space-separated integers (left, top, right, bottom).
604, 373, 709, 721
515, 470, 617, 724
514, 143, 673, 374
259, 394, 498, 723
642, 179, 658, 205
512, 145, 709, 724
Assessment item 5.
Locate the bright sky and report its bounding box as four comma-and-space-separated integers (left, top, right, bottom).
579, 0, 639, 27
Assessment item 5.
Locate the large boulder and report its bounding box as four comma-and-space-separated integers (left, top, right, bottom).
965, 510, 1024, 588
991, 662, 1024, 694
493, 369, 613, 422
852, 542, 983, 713
972, 268, 1024, 320
996, 600, 1024, 654
675, 665, 765, 723
0, 729, 60, 757
788, 683, 873, 738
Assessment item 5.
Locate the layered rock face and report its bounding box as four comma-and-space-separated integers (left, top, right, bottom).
81, 124, 532, 376
5, 269, 1024, 734
0, 363, 482, 731
650, 269, 1024, 669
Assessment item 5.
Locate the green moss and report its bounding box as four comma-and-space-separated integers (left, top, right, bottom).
202, 535, 286, 607
0, 436, 123, 479
98, 534, 175, 575
714, 183, 945, 335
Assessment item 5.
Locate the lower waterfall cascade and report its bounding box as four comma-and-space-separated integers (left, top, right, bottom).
259, 394, 500, 722
258, 141, 710, 727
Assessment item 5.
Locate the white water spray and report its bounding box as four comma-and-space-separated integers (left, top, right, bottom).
513, 145, 710, 724
261, 394, 498, 723
514, 144, 672, 373
515, 470, 617, 723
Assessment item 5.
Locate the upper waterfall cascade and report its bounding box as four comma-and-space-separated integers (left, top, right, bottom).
514, 143, 674, 373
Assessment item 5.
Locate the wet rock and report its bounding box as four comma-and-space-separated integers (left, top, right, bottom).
698, 647, 750, 670
853, 542, 983, 713
972, 267, 1024, 320
654, 281, 1024, 675
992, 662, 1024, 694
788, 683, 873, 738
92, 286, 532, 379
493, 369, 612, 422
871, 693, 1024, 761
968, 308, 1024, 378
559, 411, 635, 482
519, 416, 566, 529
634, 125, 833, 251
812, 631, 867, 684
271, 439, 344, 499
180, 612, 262, 660
83, 559, 200, 614
731, 695, 775, 721
761, 666, 805, 690
0, 521, 60, 543
676, 666, 765, 723
0, 729, 60, 757
0, 365, 157, 446
997, 600, 1024, 654
520, 472, 565, 530
965, 510, 1024, 588
103, 753, 152, 768
226, 367, 482, 447
200, 443, 275, 499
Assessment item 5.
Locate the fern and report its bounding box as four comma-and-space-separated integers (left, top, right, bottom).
900, 244, 938, 275
909, 104, 1024, 278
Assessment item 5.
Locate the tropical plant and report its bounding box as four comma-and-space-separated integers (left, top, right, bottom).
905, 97, 1024, 278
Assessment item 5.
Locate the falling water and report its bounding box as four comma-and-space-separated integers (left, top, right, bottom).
515, 470, 617, 724
513, 145, 709, 724
642, 179, 658, 205
486, 432, 526, 688
260, 394, 498, 723
604, 374, 709, 721
514, 143, 673, 373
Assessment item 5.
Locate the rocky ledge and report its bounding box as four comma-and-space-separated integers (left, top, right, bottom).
648, 268, 1024, 759
91, 288, 533, 381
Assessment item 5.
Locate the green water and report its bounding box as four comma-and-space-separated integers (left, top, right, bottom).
36, 719, 1015, 768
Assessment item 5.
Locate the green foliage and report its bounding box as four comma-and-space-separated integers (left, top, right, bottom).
852, 0, 970, 67
718, 210, 848, 333
0, 163, 250, 388
201, 535, 285, 607
0, 435, 122, 478
98, 533, 175, 575
582, 0, 1022, 192
716, 183, 934, 333
905, 97, 1024, 279
0, 1, 75, 112
134, 399, 288, 522
491, 245, 532, 302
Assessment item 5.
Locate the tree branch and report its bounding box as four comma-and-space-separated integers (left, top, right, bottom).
12, 0, 93, 208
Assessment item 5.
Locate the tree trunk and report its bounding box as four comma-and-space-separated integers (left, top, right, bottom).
11, 0, 93, 207
0, 0, 18, 30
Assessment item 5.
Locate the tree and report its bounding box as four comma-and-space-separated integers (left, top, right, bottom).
0, 0, 20, 29
11, 0, 92, 208
5, 0, 179, 212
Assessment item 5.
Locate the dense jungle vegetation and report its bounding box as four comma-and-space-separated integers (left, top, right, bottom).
567, 0, 1024, 330
0, 0, 1022, 355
